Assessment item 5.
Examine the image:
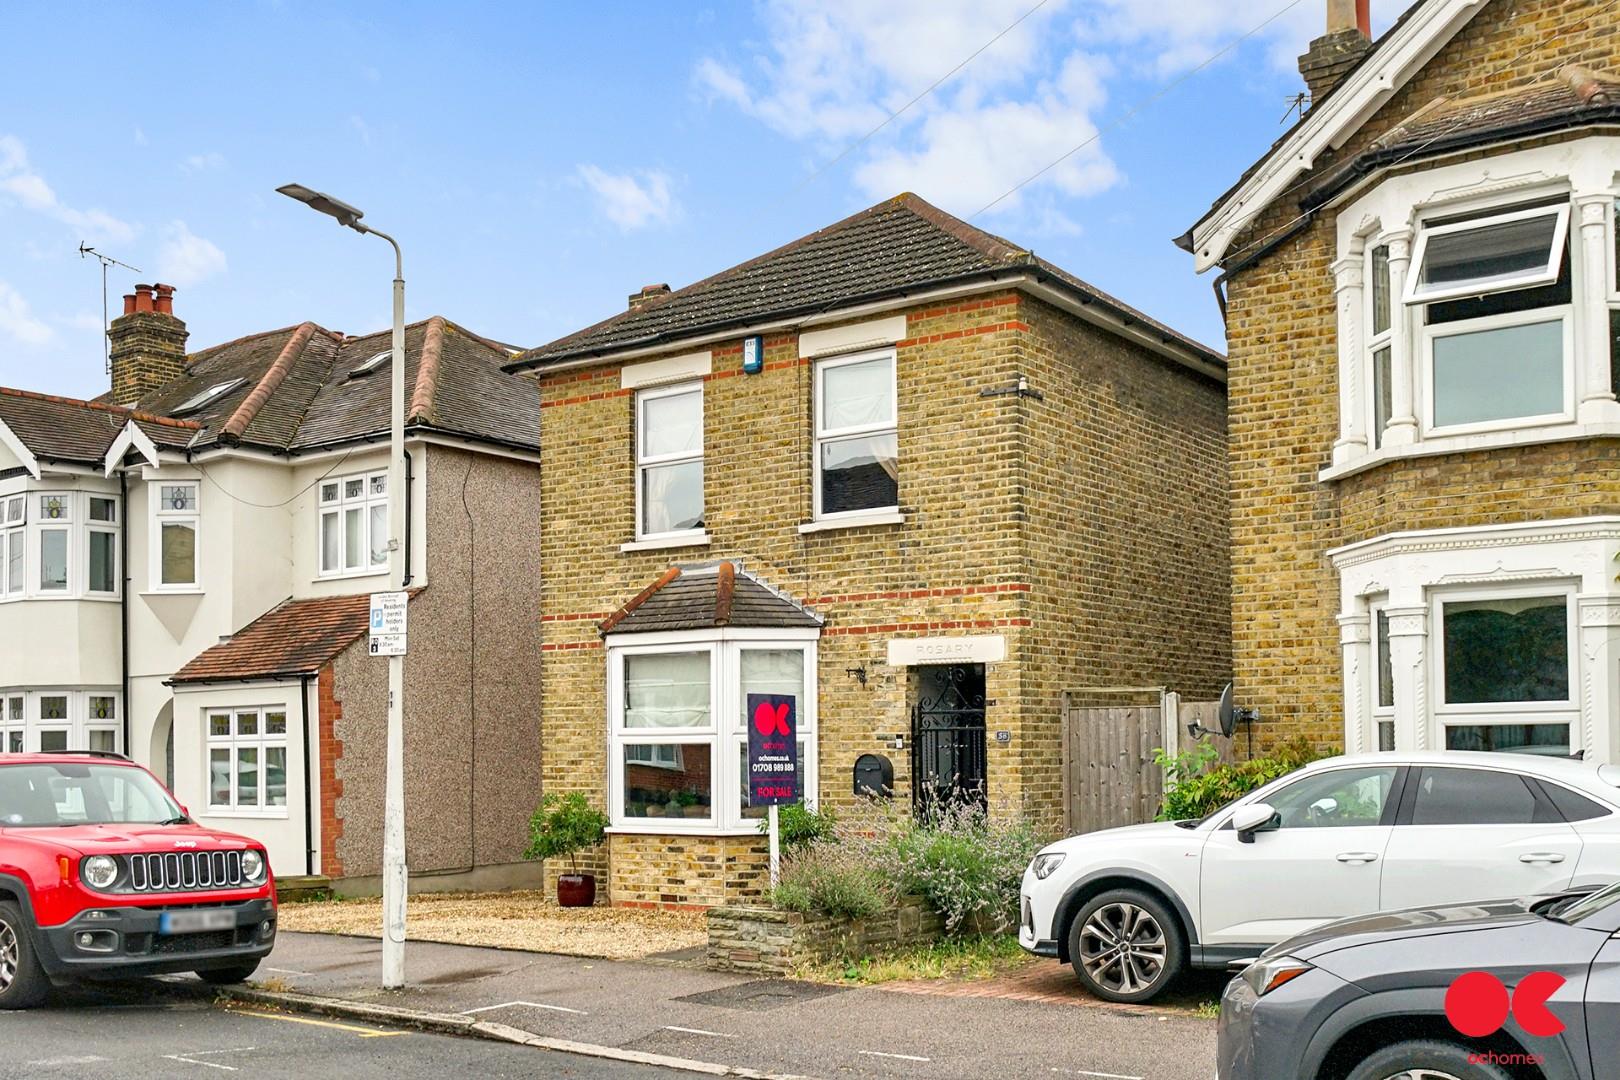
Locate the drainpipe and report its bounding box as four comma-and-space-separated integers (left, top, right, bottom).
300, 673, 314, 877
119, 470, 131, 756
402, 449, 414, 587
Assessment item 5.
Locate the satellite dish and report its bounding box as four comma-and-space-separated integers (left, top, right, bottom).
1187, 683, 1254, 740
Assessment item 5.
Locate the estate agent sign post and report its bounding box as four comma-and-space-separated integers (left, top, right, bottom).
747, 692, 799, 888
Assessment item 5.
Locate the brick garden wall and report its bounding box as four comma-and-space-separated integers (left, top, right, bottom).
1216, 0, 1620, 751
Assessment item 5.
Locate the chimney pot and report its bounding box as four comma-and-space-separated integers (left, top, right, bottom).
133, 283, 154, 313
153, 283, 175, 315
122, 293, 137, 316
628, 283, 673, 312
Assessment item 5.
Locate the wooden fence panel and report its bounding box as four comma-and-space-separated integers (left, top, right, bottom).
1061, 696, 1234, 835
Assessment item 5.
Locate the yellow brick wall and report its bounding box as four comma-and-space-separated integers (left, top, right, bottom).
1217, 0, 1620, 751
537, 291, 1227, 902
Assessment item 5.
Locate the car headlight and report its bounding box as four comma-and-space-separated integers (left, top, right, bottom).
240, 849, 265, 883
1030, 852, 1066, 880
81, 855, 118, 890
1240, 955, 1313, 997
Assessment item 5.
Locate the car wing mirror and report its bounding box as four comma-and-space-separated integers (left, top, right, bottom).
1233, 802, 1277, 843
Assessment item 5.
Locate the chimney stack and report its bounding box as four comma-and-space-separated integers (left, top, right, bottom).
109, 282, 188, 406
1299, 0, 1372, 108
628, 283, 671, 312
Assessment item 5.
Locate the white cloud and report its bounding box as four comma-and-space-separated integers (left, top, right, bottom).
0, 134, 138, 245
0, 283, 54, 346
180, 151, 226, 173
576, 165, 678, 231
696, 0, 1417, 220
154, 220, 227, 286
133, 127, 148, 146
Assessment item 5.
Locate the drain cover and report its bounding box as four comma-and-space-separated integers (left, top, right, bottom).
675, 979, 846, 1011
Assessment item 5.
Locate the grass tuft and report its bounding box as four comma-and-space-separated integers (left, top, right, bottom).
794, 933, 1030, 985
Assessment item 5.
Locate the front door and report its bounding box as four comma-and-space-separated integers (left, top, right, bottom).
910, 664, 987, 815
1199, 764, 1401, 947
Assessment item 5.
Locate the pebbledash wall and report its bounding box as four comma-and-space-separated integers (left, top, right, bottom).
1215, 0, 1620, 754
536, 292, 1228, 907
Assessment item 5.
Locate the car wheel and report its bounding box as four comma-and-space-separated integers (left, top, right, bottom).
0, 901, 48, 1010
196, 961, 260, 986
1345, 1039, 1514, 1080
1067, 888, 1185, 1003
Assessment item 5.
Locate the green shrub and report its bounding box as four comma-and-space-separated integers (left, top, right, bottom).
1153, 737, 1323, 822
887, 801, 1042, 934
522, 792, 609, 875
772, 844, 894, 920
756, 802, 838, 853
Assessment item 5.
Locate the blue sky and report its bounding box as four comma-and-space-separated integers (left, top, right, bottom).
1, 0, 1409, 399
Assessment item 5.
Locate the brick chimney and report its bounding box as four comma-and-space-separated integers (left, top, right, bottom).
628, 283, 671, 312
1299, 0, 1372, 108
109, 283, 188, 406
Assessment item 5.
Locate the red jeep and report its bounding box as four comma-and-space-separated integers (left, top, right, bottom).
0, 752, 277, 1008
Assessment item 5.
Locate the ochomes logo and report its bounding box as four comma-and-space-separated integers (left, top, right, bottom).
1444, 971, 1566, 1038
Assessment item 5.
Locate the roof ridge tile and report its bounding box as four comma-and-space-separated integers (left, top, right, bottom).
0, 385, 201, 430
220, 322, 320, 444
409, 315, 448, 425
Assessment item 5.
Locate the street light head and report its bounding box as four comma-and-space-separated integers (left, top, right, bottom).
276, 183, 368, 232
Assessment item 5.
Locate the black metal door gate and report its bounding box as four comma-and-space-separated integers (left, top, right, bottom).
911, 664, 988, 815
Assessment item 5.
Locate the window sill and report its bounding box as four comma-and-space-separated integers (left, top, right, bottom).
315, 568, 389, 582
203, 809, 290, 820
620, 532, 711, 553
605, 824, 761, 837
798, 511, 905, 534
140, 588, 204, 597
1321, 420, 1620, 483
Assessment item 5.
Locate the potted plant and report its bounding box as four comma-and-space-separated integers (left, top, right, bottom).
523, 793, 610, 907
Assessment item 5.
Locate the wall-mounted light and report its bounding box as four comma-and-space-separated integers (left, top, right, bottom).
845, 665, 868, 687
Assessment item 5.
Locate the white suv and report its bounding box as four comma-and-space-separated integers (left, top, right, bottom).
1020, 750, 1620, 1002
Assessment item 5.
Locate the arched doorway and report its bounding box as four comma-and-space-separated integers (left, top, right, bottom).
149, 701, 174, 788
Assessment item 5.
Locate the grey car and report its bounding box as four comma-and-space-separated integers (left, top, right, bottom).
1217, 880, 1620, 1080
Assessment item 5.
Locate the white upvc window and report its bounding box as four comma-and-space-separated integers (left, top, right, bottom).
1431, 585, 1577, 756
606, 634, 818, 833
152, 481, 200, 591
0, 495, 23, 599
814, 349, 898, 521
1404, 203, 1570, 305
0, 689, 123, 754
86, 496, 118, 596
34, 493, 71, 593
1365, 245, 1394, 448
318, 471, 388, 577
635, 383, 704, 541
1369, 602, 1394, 752
206, 706, 289, 814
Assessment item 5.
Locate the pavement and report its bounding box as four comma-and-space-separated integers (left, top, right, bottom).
0, 981, 698, 1079
236, 931, 1219, 1080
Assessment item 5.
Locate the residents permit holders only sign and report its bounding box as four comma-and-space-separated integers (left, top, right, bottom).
369, 591, 408, 656
747, 693, 799, 806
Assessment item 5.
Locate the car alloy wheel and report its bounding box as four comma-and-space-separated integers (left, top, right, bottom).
1379, 1073, 1464, 1080
0, 918, 17, 993
1078, 901, 1167, 996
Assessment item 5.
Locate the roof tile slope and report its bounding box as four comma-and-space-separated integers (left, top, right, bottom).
601, 563, 822, 635
513, 193, 1221, 369
0, 386, 199, 466
170, 591, 422, 684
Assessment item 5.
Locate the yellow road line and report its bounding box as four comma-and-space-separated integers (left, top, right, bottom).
225, 1007, 409, 1038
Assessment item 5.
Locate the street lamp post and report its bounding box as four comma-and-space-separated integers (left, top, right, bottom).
276, 184, 409, 990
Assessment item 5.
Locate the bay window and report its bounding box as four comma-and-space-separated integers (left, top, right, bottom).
815, 350, 898, 520
1370, 605, 1394, 752
319, 471, 388, 577
635, 384, 704, 541
153, 481, 199, 590
37, 494, 69, 592
0, 491, 121, 600
607, 636, 817, 832
2, 496, 21, 596
0, 689, 122, 753
207, 706, 289, 814
87, 497, 117, 595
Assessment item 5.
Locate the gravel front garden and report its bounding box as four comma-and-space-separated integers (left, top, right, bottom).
277, 890, 706, 960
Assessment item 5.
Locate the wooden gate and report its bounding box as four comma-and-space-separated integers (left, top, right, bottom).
1061, 691, 1235, 835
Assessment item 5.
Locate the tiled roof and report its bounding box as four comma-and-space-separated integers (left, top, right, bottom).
169, 591, 423, 684
1303, 66, 1620, 211
511, 193, 1222, 371
601, 562, 822, 635
0, 386, 199, 467
136, 316, 538, 455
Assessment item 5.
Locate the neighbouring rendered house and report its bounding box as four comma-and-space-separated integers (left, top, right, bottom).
0, 283, 541, 889
508, 193, 1231, 907
1179, 0, 1620, 760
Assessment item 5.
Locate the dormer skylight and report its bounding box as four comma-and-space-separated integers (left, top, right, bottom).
171, 378, 247, 416
348, 350, 392, 378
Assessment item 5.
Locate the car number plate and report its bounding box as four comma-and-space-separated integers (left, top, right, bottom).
159, 909, 236, 935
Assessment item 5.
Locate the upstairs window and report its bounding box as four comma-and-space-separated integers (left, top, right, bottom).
1410, 203, 1574, 435
36, 495, 70, 592
153, 482, 199, 590
318, 471, 388, 577
635, 383, 704, 540
87, 497, 117, 595
0, 496, 23, 598
815, 350, 898, 519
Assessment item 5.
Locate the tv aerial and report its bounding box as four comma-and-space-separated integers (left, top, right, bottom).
79, 243, 142, 373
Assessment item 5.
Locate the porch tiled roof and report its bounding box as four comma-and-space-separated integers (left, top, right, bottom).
169, 590, 423, 684
601, 562, 821, 635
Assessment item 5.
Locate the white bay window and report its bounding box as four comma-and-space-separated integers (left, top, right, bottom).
607, 633, 817, 833
0, 689, 122, 753
206, 706, 289, 814
0, 491, 120, 601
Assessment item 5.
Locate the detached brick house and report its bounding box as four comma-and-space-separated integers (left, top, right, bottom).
1180, 0, 1620, 760
0, 285, 541, 890
509, 194, 1230, 906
